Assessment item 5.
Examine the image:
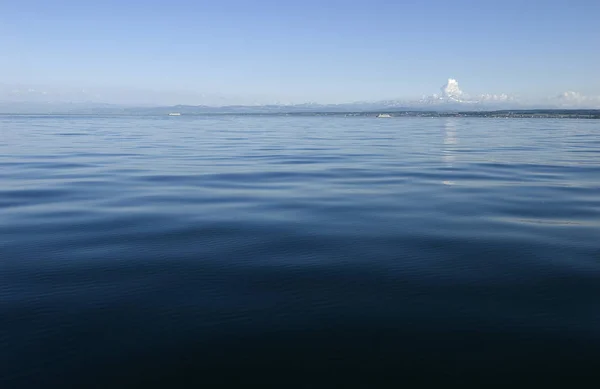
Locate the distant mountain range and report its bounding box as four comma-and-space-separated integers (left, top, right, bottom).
0, 100, 591, 115
2, 79, 598, 114
0, 93, 559, 115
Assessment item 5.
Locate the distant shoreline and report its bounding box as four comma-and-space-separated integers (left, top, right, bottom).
2, 110, 600, 119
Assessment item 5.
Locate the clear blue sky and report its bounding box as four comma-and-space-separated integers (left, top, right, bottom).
1, 0, 599, 104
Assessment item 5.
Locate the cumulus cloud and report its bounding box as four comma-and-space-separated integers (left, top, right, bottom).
478, 93, 512, 102
553, 91, 600, 108
441, 78, 463, 100
422, 78, 514, 105
425, 79, 599, 108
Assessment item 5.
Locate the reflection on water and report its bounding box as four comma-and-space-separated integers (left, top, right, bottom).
442, 119, 458, 185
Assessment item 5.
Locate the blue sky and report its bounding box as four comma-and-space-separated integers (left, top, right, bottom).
1, 0, 599, 105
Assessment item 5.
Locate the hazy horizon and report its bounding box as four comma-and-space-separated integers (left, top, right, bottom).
1, 79, 599, 110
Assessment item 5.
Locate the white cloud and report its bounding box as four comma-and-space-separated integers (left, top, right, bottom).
441, 78, 463, 100
553, 91, 600, 108
420, 78, 514, 106
2, 79, 599, 108
430, 80, 599, 108
478, 93, 512, 102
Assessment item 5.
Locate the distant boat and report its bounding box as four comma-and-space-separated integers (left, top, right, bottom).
168, 112, 181, 116
377, 113, 392, 118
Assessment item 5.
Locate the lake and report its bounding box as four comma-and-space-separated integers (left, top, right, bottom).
1, 115, 600, 387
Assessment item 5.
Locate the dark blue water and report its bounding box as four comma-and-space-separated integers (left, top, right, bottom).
1, 115, 600, 387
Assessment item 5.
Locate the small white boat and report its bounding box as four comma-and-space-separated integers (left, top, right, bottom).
168, 112, 181, 116
377, 113, 392, 118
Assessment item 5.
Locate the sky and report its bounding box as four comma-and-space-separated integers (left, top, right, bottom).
1, 0, 599, 106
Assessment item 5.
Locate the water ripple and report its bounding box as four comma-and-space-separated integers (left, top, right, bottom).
1, 116, 600, 386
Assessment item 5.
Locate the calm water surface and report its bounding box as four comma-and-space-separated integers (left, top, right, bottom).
1, 115, 600, 387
